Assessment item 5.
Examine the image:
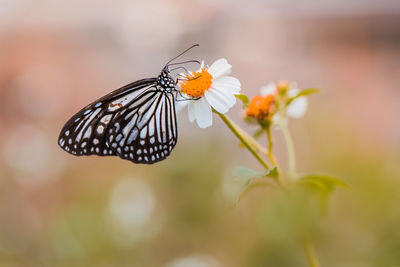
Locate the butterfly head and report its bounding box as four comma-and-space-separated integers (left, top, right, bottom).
157, 68, 176, 93
157, 44, 200, 93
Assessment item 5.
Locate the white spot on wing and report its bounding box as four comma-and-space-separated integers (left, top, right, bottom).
122, 114, 138, 136
83, 126, 92, 140
140, 127, 147, 138
76, 108, 101, 141
127, 129, 139, 144
97, 125, 104, 134
108, 88, 148, 112
100, 114, 112, 124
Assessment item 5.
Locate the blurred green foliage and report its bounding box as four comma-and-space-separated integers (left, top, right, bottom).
0, 128, 400, 266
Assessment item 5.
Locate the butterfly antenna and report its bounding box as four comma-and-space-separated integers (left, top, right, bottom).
165, 44, 199, 67
167, 60, 201, 67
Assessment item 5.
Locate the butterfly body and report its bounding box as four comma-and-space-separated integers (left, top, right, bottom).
58, 69, 178, 164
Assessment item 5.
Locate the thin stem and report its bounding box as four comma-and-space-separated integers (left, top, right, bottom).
280, 123, 296, 179
265, 127, 287, 183
280, 123, 319, 266
241, 130, 269, 157
217, 113, 270, 171
266, 127, 278, 166
304, 241, 321, 267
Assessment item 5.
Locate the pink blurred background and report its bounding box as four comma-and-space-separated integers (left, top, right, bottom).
1, 0, 400, 266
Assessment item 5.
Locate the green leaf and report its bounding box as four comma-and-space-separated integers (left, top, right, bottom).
235, 94, 249, 109
286, 88, 319, 106
297, 174, 348, 214
299, 174, 348, 191
235, 166, 278, 180
226, 166, 278, 205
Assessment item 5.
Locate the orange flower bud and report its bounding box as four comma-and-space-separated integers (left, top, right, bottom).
245, 95, 275, 121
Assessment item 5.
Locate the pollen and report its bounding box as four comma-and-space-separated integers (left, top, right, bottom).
245, 95, 275, 120
180, 68, 213, 98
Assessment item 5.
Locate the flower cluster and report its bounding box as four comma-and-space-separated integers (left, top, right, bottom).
176, 59, 310, 132
245, 81, 308, 128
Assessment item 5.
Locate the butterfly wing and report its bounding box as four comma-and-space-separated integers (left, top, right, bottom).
58, 78, 158, 157
108, 92, 178, 164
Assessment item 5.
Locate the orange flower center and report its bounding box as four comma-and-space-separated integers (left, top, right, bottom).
180, 68, 213, 98
245, 95, 275, 120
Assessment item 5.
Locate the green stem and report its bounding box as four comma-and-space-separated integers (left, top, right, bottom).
304, 241, 321, 267
266, 127, 278, 167
280, 123, 296, 179
217, 113, 270, 171
280, 123, 319, 267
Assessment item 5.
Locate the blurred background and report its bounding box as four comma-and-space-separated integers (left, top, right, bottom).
1, 0, 400, 266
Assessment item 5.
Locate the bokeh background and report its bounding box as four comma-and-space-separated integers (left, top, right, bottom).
1, 0, 400, 266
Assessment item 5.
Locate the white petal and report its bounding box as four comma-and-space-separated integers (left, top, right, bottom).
188, 101, 196, 122
193, 98, 212, 128
204, 86, 236, 114
287, 97, 308, 118
212, 76, 241, 94
175, 99, 188, 114
207, 58, 232, 79
288, 88, 300, 97
260, 82, 276, 96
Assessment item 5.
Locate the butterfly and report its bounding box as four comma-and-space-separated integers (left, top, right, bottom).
58, 45, 199, 164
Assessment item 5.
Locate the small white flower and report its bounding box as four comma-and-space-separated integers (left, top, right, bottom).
177, 58, 241, 128
260, 82, 308, 122
259, 82, 277, 96
287, 88, 308, 118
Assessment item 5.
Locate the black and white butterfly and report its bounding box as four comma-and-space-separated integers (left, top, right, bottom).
58, 45, 199, 164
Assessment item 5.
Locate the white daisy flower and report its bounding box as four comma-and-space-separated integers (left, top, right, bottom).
260, 82, 308, 121
177, 58, 241, 128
